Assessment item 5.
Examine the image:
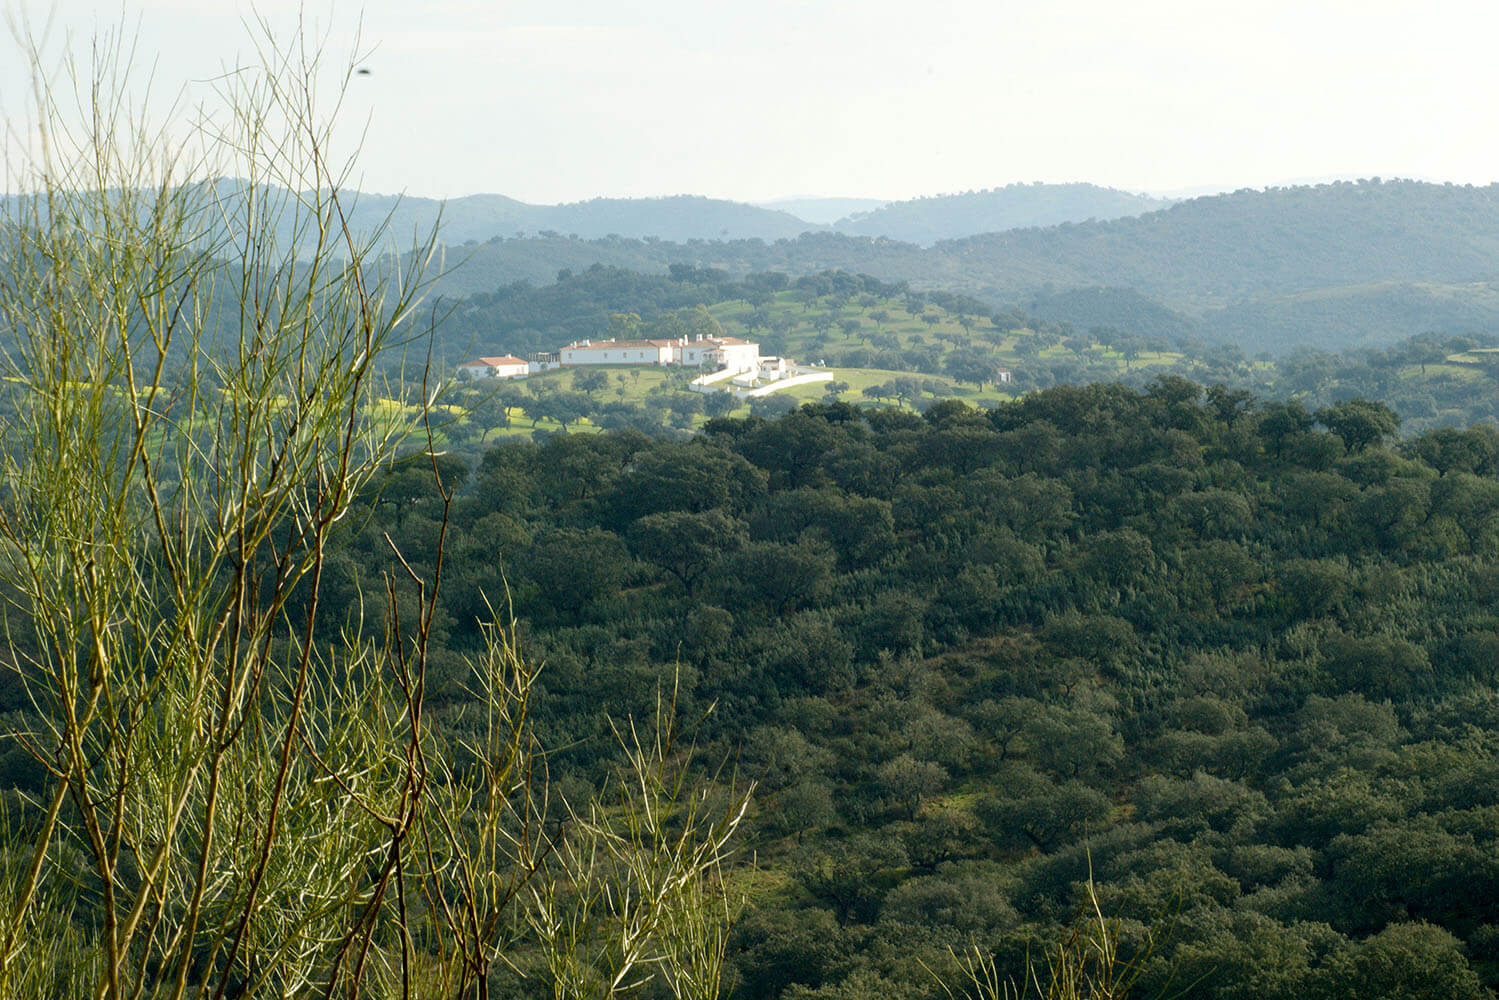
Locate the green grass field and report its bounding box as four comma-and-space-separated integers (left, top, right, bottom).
702, 288, 1205, 382
444, 359, 1025, 446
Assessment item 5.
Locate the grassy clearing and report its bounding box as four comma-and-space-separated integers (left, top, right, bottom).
705, 290, 1199, 386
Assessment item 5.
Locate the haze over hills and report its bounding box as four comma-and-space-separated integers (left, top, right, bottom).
222, 182, 1171, 249
939, 179, 1499, 306
428, 179, 1499, 355
756, 184, 1170, 240
833, 182, 1174, 244
324, 191, 819, 244
29, 177, 1499, 356
754, 197, 889, 225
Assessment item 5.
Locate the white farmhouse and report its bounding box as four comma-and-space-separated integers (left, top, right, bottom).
457, 355, 529, 380
560, 339, 677, 365
675, 336, 760, 373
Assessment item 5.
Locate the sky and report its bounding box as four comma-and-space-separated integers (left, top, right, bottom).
5, 0, 1499, 204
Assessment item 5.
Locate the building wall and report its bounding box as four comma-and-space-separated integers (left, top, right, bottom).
672, 339, 760, 372
740, 371, 833, 397
458, 362, 527, 379
718, 343, 760, 372
560, 339, 762, 370
678, 344, 718, 367
561, 345, 671, 365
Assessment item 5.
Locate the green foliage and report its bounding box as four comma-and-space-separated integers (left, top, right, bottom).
927, 875, 1168, 1000
0, 23, 751, 1000
362, 379, 1499, 998
16, 75, 1499, 997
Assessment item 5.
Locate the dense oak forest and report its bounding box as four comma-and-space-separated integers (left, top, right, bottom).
181, 381, 1499, 999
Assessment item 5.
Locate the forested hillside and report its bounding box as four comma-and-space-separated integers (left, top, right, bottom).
249, 384, 1499, 999
276, 187, 821, 245
18, 10, 1499, 999
1025, 286, 1200, 343
439, 265, 1499, 436
43, 180, 1499, 356
428, 180, 1499, 354
424, 231, 942, 297
940, 179, 1499, 306
1199, 281, 1499, 354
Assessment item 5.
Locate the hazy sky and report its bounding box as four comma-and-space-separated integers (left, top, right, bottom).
7, 0, 1499, 204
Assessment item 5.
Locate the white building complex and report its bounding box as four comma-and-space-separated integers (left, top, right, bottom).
559, 336, 761, 373
459, 334, 833, 399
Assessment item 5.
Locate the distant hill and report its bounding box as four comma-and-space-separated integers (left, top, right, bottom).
397, 185, 1172, 246
324, 191, 821, 244
35, 178, 1499, 356
429, 180, 1499, 354
1018, 281, 1499, 359
412, 184, 1168, 246
194, 182, 1176, 256
1026, 286, 1202, 343
832, 183, 1173, 244
1200, 281, 1499, 354
755, 197, 888, 225
333, 184, 1178, 248
179, 183, 823, 250
528, 196, 820, 242
938, 179, 1499, 308
425, 231, 948, 297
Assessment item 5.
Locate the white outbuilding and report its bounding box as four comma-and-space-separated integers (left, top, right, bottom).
457, 355, 529, 380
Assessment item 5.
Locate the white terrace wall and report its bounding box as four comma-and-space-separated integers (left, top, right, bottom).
739, 371, 834, 398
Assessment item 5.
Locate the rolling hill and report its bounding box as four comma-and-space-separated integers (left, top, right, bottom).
324, 190, 822, 244
755, 197, 888, 224
23, 178, 1499, 356
430, 179, 1499, 354
831, 182, 1172, 244
194, 182, 1185, 252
